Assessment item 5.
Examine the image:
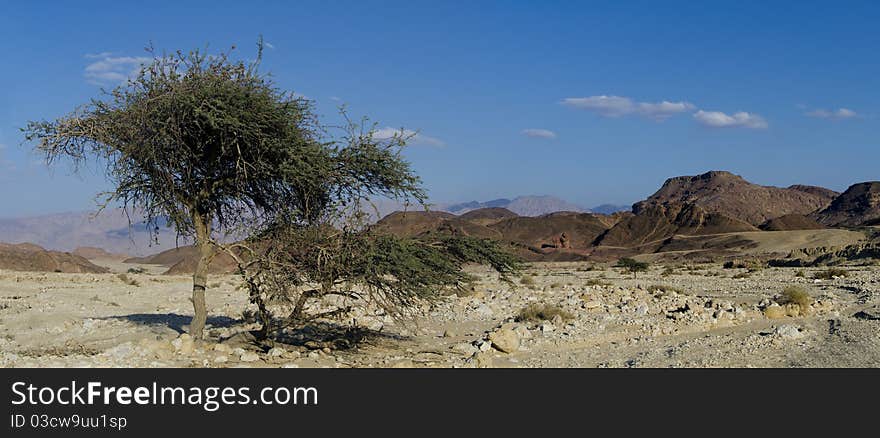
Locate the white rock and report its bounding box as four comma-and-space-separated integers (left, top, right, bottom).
239, 351, 260, 362
268, 347, 286, 358
775, 325, 804, 339
213, 355, 229, 363
488, 326, 521, 353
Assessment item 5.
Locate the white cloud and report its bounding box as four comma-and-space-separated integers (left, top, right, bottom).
693, 110, 768, 129
84, 53, 151, 86
521, 128, 557, 139
806, 108, 858, 119
637, 101, 696, 119
561, 95, 635, 117
561, 95, 695, 120
264, 42, 276, 50
372, 127, 445, 147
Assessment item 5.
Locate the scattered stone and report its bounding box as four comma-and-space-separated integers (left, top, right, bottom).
775, 325, 804, 339
213, 355, 228, 363
171, 334, 194, 355
239, 351, 260, 362
488, 326, 521, 353
268, 347, 286, 358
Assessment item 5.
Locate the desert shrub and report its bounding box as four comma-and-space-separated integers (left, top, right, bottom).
732, 272, 751, 279
615, 257, 649, 278
795, 270, 806, 278
126, 267, 146, 274
584, 278, 612, 287
515, 303, 573, 323
520, 275, 536, 286
776, 286, 812, 312
549, 282, 562, 289
660, 267, 676, 277
812, 268, 848, 280
117, 273, 140, 287
647, 284, 682, 295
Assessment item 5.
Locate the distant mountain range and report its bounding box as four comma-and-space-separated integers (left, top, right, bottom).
437, 196, 629, 216
5, 171, 878, 261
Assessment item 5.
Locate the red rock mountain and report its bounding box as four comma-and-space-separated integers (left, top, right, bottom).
811, 182, 880, 226
595, 202, 757, 248
634, 171, 838, 226
0, 243, 109, 273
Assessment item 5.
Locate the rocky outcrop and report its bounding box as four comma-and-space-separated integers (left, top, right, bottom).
811, 182, 880, 227
634, 171, 838, 226
0, 242, 109, 273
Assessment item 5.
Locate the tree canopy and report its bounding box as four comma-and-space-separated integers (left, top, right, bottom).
24, 41, 520, 341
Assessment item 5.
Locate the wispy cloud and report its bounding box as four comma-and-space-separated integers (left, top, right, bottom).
693, 110, 768, 129
372, 127, 445, 147
521, 128, 557, 139
805, 107, 858, 120
264, 41, 276, 50
84, 53, 151, 86
561, 95, 695, 120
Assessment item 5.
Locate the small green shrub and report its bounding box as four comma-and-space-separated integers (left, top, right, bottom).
126, 267, 146, 274
794, 270, 806, 278
615, 257, 649, 278
520, 275, 536, 286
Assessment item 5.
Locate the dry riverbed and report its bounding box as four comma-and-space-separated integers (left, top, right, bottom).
2, 260, 879, 368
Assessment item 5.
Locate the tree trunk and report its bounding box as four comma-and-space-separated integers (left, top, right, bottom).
190, 212, 213, 340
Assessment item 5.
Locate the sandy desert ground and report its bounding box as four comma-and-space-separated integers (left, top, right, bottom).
1, 258, 879, 368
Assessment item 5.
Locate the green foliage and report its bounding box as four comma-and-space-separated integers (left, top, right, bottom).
615, 257, 649, 277
515, 303, 573, 323
229, 225, 521, 339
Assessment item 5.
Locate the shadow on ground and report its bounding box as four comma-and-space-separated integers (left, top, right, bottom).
104, 313, 240, 334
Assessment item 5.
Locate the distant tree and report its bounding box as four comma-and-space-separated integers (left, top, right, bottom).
615, 257, 649, 278
25, 40, 520, 341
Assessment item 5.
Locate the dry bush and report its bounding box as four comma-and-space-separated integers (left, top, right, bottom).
126, 267, 146, 274
660, 267, 676, 277
776, 286, 812, 313
795, 270, 806, 278
515, 303, 573, 323
520, 275, 536, 286
732, 271, 751, 279
812, 268, 848, 280
584, 278, 611, 287
116, 273, 140, 287
647, 284, 682, 295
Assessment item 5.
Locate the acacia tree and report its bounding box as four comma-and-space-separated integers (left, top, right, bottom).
23, 42, 425, 339
26, 41, 521, 342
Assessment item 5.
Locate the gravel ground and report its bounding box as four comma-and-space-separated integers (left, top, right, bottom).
1, 260, 879, 368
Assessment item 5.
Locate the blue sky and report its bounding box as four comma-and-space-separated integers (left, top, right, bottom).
1, 0, 878, 217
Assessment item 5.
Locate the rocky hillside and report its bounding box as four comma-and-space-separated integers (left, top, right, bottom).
0, 243, 108, 273
596, 202, 757, 248
811, 182, 880, 227
759, 214, 826, 231
634, 171, 838, 226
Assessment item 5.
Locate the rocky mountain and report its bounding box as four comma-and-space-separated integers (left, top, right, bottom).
759, 214, 826, 231
589, 204, 631, 215
634, 171, 838, 226
440, 196, 587, 216
811, 182, 880, 227
0, 209, 184, 257
0, 242, 108, 273
595, 202, 758, 248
